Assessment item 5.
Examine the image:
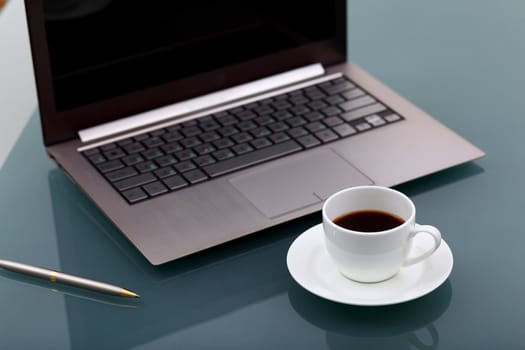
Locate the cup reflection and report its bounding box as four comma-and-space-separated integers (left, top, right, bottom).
288, 280, 452, 350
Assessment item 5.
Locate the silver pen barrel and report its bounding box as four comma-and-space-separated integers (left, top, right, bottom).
0, 259, 139, 298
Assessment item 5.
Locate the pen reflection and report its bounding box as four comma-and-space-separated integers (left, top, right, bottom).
48, 168, 319, 350
0, 269, 138, 309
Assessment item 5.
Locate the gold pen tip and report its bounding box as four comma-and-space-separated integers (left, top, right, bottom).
120, 289, 140, 298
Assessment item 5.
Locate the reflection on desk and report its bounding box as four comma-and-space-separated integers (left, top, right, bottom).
48, 168, 320, 349
289, 281, 451, 350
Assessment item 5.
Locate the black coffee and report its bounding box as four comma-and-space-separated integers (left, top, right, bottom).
333, 210, 405, 232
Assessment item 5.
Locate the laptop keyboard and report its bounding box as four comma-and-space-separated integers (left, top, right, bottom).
82, 76, 403, 204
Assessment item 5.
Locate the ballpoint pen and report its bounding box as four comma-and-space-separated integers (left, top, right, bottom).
0, 258, 139, 298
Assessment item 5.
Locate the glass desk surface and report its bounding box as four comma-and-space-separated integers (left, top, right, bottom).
1, 0, 525, 348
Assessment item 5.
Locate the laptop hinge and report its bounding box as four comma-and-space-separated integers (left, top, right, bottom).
78, 63, 325, 143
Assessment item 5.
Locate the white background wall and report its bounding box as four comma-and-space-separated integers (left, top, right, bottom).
0, 0, 37, 168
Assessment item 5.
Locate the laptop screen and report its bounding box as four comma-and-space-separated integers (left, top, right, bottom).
26, 0, 346, 144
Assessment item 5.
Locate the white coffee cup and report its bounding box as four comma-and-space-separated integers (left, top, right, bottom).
322, 186, 441, 283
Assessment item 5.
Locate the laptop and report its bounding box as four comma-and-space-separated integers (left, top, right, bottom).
25, 0, 484, 265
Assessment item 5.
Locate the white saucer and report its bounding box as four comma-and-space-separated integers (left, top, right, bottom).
287, 224, 453, 306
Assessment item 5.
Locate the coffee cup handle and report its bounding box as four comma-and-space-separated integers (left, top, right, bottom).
403, 224, 442, 266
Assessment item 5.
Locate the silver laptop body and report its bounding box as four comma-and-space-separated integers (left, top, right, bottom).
26, 0, 484, 264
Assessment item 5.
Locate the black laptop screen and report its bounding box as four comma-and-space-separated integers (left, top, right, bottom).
26, 0, 346, 144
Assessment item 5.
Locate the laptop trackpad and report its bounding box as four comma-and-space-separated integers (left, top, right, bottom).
230, 149, 373, 218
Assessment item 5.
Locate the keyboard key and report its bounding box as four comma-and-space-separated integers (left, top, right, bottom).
174, 160, 197, 173
332, 77, 348, 84
142, 148, 163, 160
272, 100, 292, 110
88, 153, 106, 165
135, 161, 159, 173
269, 132, 291, 143
154, 167, 178, 179
150, 129, 166, 136
324, 95, 345, 105
156, 154, 178, 167
304, 112, 324, 122
315, 129, 339, 143
83, 148, 100, 156
213, 138, 235, 149
235, 110, 257, 121
365, 114, 386, 127
273, 110, 294, 121
322, 81, 355, 95
182, 119, 199, 127
341, 103, 387, 122
143, 136, 164, 148
339, 95, 375, 112
342, 88, 365, 100
162, 131, 183, 143
308, 100, 328, 110
259, 97, 274, 105
287, 116, 307, 127
175, 149, 197, 161
232, 143, 254, 155
163, 175, 188, 191
200, 131, 221, 142
115, 173, 156, 191
106, 167, 138, 182
122, 154, 145, 166
253, 105, 274, 116
297, 135, 321, 148
218, 126, 239, 137
289, 89, 304, 96
134, 134, 149, 141
383, 113, 402, 122
213, 149, 235, 161
231, 132, 253, 144
305, 122, 327, 133
100, 143, 117, 151
238, 120, 257, 131
123, 142, 145, 154
323, 116, 344, 127
121, 187, 148, 204
321, 106, 342, 117
230, 106, 245, 115
97, 159, 124, 173
181, 126, 202, 137
143, 181, 169, 197
180, 137, 202, 148
250, 127, 271, 138
161, 142, 183, 154
333, 123, 357, 137
200, 120, 221, 131
289, 95, 309, 105
268, 122, 289, 133
251, 137, 272, 149
194, 143, 216, 155
254, 115, 275, 126
166, 124, 181, 131
194, 155, 216, 167
183, 169, 208, 184
244, 102, 259, 110
305, 90, 326, 100
355, 122, 372, 131
287, 127, 309, 138
103, 148, 126, 160
215, 113, 238, 126
203, 140, 302, 177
